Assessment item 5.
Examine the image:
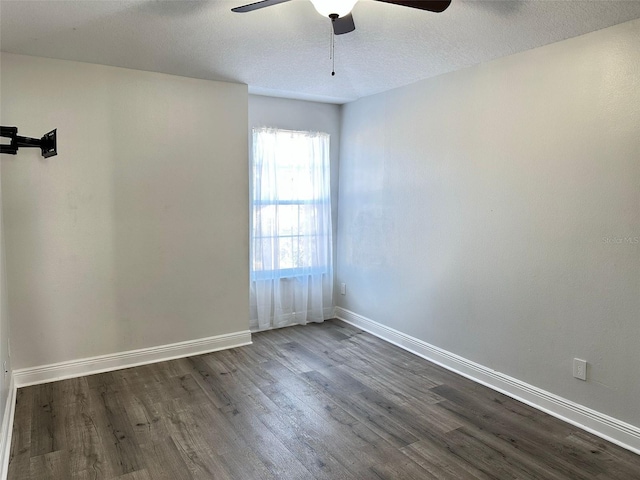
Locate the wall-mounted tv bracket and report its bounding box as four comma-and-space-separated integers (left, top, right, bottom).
1, 126, 57, 158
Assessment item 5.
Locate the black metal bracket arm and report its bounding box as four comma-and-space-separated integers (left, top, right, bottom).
1, 126, 57, 158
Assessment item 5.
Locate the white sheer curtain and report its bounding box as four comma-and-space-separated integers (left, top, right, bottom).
250, 127, 333, 331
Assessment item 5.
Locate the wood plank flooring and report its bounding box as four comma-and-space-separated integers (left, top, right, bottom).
8, 319, 640, 479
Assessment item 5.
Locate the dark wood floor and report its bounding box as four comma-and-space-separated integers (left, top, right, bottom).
8, 320, 640, 479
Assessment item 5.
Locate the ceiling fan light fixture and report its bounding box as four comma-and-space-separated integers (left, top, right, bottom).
309, 0, 359, 18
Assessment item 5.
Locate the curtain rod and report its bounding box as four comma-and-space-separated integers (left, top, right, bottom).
253, 126, 329, 137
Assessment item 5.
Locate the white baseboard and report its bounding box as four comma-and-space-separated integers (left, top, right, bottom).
1, 375, 16, 480
13, 330, 252, 388
334, 306, 640, 456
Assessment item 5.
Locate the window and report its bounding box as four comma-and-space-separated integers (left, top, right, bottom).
251, 127, 332, 281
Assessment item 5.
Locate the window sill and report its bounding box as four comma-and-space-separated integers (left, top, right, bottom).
251, 267, 329, 281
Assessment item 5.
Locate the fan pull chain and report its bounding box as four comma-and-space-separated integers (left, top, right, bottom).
332, 33, 336, 76
329, 22, 335, 76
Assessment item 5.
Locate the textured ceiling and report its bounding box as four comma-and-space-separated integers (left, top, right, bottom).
2, 0, 640, 103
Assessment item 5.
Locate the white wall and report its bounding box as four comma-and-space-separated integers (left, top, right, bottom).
249, 95, 342, 298
0, 162, 11, 436
1, 54, 249, 369
337, 19, 640, 427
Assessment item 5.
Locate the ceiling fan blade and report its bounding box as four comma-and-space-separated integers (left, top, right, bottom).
231, 0, 291, 13
374, 0, 452, 13
333, 13, 356, 35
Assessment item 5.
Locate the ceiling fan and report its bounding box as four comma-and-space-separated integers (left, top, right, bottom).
232, 0, 452, 36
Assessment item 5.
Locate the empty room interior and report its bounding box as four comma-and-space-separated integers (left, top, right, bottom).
0, 0, 639, 479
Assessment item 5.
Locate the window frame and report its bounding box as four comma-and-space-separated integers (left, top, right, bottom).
250, 128, 331, 281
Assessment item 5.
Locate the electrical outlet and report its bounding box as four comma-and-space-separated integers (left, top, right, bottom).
340, 283, 346, 295
573, 358, 587, 381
